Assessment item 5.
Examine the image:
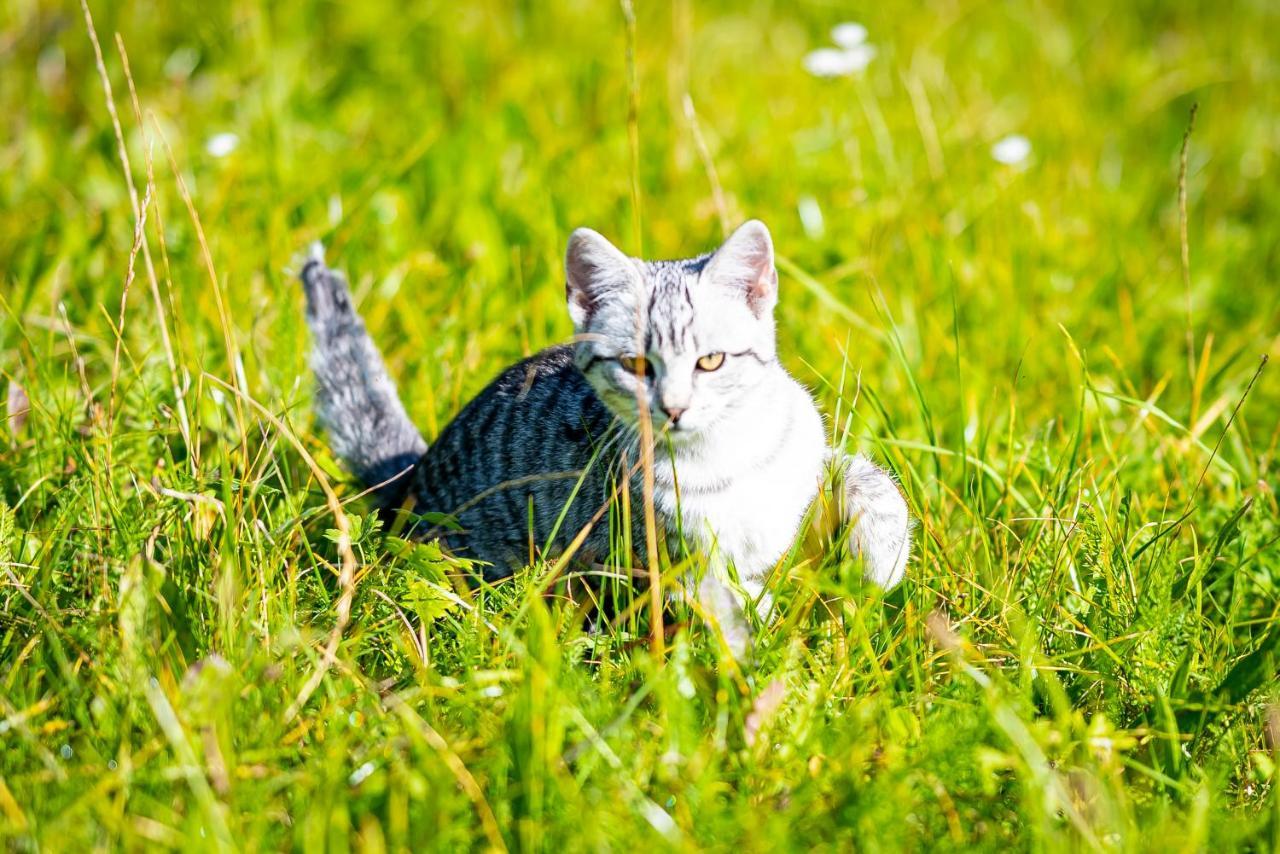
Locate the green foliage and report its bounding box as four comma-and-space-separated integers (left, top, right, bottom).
2, 0, 1279, 849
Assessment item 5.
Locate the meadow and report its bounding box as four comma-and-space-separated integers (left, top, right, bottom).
2, 0, 1279, 849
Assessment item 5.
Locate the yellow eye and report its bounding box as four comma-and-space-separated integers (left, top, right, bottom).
619, 355, 652, 377
696, 352, 726, 372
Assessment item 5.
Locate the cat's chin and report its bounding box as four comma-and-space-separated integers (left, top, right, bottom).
659, 418, 724, 450
659, 422, 700, 442
607, 408, 708, 445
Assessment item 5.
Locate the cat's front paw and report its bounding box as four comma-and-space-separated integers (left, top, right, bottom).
838, 452, 912, 589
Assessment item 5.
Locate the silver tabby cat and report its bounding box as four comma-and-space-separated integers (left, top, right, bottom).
301, 220, 911, 654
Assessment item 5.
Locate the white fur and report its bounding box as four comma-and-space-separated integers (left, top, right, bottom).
699, 219, 778, 318
566, 220, 912, 657
653, 371, 825, 587
835, 451, 912, 588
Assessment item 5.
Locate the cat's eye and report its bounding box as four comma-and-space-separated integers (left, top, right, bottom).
618, 355, 654, 378
696, 352, 726, 372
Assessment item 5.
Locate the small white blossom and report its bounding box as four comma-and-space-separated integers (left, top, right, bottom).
831, 22, 868, 49
804, 43, 876, 77
205, 132, 240, 158
805, 48, 853, 77
991, 134, 1032, 166
844, 43, 877, 72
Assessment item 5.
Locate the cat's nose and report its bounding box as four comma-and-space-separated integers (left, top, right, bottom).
662, 405, 687, 424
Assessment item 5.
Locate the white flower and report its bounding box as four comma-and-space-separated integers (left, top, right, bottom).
991, 134, 1032, 166
844, 43, 876, 72
205, 132, 240, 158
804, 43, 877, 78
831, 22, 868, 49
805, 48, 853, 77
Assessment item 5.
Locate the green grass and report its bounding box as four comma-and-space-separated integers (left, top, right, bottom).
3, 0, 1280, 849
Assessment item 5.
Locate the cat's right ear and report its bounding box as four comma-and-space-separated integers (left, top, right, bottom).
565, 228, 637, 329
703, 219, 778, 319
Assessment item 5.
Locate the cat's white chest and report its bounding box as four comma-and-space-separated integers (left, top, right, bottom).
654, 385, 825, 584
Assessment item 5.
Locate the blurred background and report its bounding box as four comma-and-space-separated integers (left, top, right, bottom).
3, 0, 1277, 436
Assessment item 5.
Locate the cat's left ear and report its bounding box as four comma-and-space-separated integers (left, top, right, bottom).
565, 228, 639, 329
703, 219, 778, 318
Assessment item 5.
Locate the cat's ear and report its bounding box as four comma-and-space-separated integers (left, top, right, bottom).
565, 228, 638, 329
703, 219, 777, 318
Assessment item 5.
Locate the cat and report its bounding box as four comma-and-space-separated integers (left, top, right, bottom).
300, 220, 911, 655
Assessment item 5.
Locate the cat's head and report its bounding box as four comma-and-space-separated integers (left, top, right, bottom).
565, 220, 780, 438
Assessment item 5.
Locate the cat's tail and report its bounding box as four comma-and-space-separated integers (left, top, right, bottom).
298, 245, 426, 508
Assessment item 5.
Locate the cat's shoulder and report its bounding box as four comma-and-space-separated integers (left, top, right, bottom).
489, 344, 583, 394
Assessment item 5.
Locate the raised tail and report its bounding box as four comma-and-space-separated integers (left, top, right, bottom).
299, 246, 426, 507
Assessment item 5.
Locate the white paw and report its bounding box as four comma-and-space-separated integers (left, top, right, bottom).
840, 453, 912, 589
696, 572, 754, 663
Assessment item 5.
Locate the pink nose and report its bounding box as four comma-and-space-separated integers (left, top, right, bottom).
662, 406, 686, 423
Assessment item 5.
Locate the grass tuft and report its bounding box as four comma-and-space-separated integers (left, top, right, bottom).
1, 0, 1278, 849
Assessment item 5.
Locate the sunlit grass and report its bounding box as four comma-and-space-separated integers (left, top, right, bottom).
1, 0, 1278, 849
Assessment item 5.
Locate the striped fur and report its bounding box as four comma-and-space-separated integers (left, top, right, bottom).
301, 221, 912, 653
